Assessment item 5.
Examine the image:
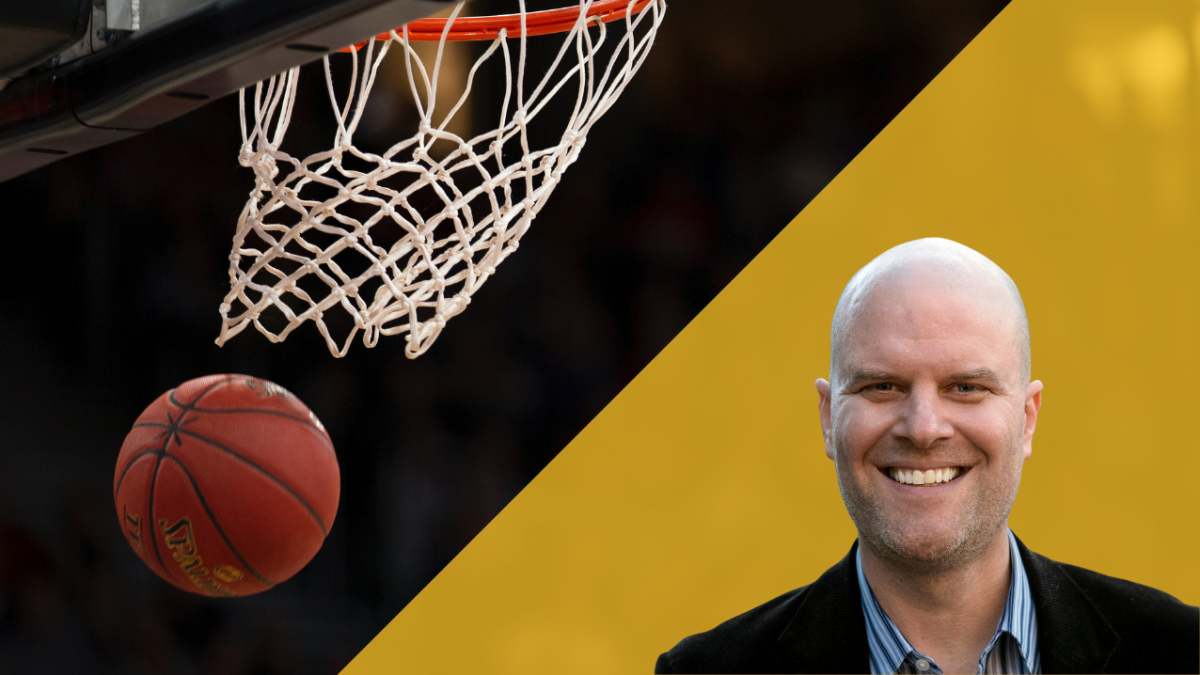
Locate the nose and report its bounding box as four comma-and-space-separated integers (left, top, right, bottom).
894, 383, 954, 448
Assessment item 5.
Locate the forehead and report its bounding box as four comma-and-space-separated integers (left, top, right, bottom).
837, 276, 1021, 377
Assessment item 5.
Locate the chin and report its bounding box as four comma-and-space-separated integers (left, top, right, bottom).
867, 517, 981, 571
884, 523, 964, 560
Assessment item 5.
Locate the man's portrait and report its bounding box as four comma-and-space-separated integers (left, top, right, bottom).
655, 239, 1200, 673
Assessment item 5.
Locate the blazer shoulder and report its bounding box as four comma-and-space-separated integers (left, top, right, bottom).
1038, 554, 1199, 673
655, 585, 811, 674
1054, 559, 1199, 639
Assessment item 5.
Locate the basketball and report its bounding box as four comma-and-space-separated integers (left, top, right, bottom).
113, 374, 340, 597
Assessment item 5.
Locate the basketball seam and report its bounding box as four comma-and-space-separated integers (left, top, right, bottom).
180, 375, 243, 407
162, 454, 275, 588
172, 401, 333, 449
147, 454, 175, 585
176, 428, 330, 537
167, 390, 334, 451
145, 413, 204, 592
114, 449, 162, 501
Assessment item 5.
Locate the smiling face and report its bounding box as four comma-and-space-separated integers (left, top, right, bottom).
818, 244, 1042, 572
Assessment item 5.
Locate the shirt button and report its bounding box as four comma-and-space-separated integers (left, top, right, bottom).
914, 659, 931, 671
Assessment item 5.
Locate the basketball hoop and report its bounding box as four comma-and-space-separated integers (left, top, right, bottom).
217, 0, 667, 358
352, 0, 659, 42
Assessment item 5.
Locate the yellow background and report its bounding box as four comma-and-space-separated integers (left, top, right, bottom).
346, 1, 1200, 671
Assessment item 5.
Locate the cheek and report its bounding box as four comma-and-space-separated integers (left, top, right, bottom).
833, 403, 892, 463
955, 409, 1023, 461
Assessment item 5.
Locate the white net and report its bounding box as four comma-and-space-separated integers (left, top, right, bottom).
216, 0, 666, 357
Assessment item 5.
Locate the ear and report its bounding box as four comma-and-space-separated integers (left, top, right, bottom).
816, 378, 835, 460
1022, 380, 1043, 460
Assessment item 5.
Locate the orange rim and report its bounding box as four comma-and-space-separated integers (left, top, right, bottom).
343, 0, 657, 50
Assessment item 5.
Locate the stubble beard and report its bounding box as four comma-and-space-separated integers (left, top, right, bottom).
835, 445, 1022, 576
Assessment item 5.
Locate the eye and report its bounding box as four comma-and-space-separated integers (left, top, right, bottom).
860, 382, 900, 396
853, 381, 904, 399
953, 383, 981, 393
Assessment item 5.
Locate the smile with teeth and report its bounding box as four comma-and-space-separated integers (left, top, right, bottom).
888, 466, 961, 486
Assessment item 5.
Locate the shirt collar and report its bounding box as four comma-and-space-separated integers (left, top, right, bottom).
855, 529, 1039, 674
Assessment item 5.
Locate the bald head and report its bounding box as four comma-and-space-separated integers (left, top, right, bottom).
830, 238, 1030, 385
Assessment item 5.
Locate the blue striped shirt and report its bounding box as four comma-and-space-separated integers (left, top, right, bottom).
856, 529, 1040, 674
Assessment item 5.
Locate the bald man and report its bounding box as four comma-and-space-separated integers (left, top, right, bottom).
656, 239, 1198, 674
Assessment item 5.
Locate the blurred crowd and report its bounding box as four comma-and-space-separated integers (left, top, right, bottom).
0, 0, 1006, 672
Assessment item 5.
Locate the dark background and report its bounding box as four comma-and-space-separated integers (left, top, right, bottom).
0, 1, 1007, 672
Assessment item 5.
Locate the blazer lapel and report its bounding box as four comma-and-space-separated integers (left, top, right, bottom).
777, 541, 872, 673
1015, 536, 1120, 673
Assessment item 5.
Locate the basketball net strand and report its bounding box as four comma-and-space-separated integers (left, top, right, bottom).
216, 0, 667, 357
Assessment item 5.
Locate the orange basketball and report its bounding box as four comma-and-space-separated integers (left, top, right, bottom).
113, 374, 340, 597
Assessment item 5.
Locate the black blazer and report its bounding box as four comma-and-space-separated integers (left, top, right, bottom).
656, 536, 1199, 674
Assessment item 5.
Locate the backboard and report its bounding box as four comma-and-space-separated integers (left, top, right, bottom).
0, 0, 454, 183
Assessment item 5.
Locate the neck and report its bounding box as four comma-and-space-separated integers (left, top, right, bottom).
859, 525, 1012, 674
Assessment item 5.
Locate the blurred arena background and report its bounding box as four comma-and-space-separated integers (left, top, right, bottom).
0, 0, 1007, 672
